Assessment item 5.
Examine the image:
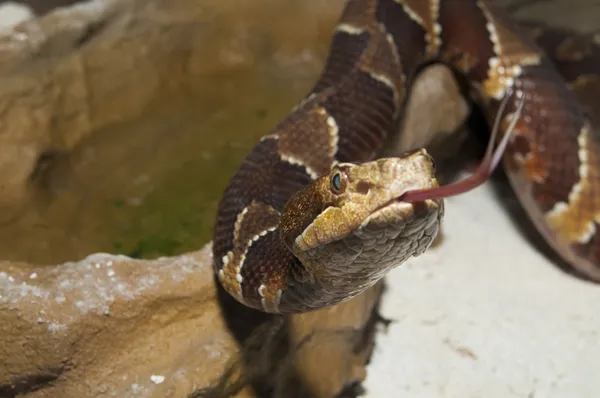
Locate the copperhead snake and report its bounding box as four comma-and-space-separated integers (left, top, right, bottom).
212, 0, 600, 314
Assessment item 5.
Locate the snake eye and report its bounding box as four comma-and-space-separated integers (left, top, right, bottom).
330, 170, 346, 194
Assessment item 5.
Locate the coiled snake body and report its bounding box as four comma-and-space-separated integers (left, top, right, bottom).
212, 0, 600, 314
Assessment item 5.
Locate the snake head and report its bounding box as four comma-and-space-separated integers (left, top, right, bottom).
279, 148, 444, 286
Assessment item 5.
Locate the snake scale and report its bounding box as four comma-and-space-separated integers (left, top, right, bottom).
212, 0, 600, 314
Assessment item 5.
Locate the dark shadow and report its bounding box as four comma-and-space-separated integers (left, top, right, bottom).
188, 274, 386, 398
0, 367, 63, 398
0, 0, 83, 16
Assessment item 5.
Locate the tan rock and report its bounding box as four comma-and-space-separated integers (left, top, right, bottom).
0, 245, 241, 397
0, 0, 345, 218
0, 0, 384, 397
0, 242, 383, 397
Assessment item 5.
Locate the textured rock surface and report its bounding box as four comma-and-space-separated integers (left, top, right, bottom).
0, 245, 242, 397
0, 0, 346, 264
0, 0, 344, 220
0, 242, 383, 397
0, 0, 386, 397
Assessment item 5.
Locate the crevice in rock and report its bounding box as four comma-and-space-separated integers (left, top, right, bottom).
28, 150, 65, 185
0, 0, 85, 17
334, 382, 365, 398
0, 366, 63, 397
74, 17, 109, 49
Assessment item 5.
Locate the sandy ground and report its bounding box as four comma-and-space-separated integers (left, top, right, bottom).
0, 1, 34, 28
363, 174, 600, 397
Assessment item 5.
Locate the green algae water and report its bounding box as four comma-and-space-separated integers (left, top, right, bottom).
0, 67, 322, 264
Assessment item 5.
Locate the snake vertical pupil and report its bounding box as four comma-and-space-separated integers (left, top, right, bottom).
331, 172, 343, 192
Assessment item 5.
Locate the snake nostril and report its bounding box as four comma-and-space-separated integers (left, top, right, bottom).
356, 180, 371, 194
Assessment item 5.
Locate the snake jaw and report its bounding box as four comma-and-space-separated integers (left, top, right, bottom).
280, 149, 443, 291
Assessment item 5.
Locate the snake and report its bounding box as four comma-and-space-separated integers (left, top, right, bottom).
212, 0, 600, 314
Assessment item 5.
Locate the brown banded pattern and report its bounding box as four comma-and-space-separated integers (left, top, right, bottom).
213, 0, 600, 314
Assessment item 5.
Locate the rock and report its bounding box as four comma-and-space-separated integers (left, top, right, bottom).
0, 0, 345, 218
0, 241, 383, 398
0, 245, 249, 397
0, 0, 386, 397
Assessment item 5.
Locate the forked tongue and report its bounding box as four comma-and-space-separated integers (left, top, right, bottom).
400, 88, 525, 202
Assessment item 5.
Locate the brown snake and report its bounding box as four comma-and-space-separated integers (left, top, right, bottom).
212, 0, 600, 314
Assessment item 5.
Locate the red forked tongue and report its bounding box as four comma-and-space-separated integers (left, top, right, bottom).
399, 88, 526, 203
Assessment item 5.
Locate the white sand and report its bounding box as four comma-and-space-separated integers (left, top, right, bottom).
0, 2, 34, 31
364, 175, 600, 398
